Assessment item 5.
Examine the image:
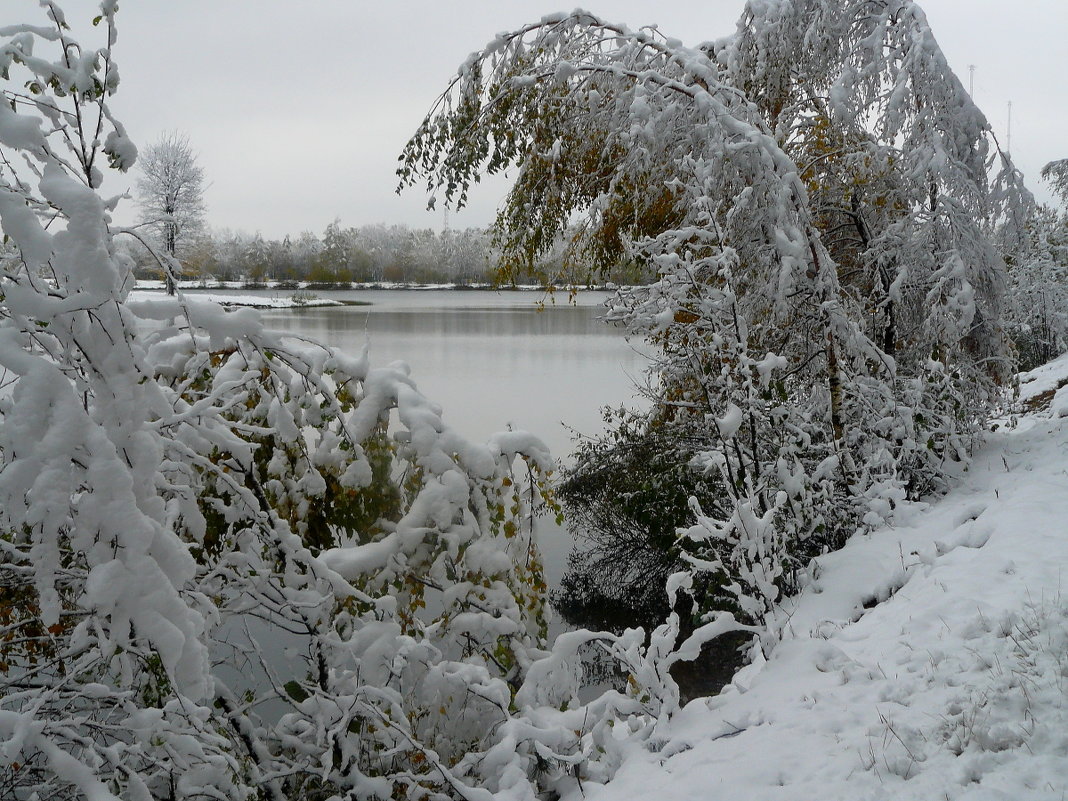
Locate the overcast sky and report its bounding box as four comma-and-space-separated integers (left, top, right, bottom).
89, 1, 1068, 238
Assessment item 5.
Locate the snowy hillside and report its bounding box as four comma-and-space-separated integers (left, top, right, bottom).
580, 355, 1068, 801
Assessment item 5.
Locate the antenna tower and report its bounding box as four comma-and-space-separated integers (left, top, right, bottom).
1007, 101, 1013, 154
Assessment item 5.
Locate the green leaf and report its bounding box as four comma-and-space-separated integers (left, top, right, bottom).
283, 680, 309, 702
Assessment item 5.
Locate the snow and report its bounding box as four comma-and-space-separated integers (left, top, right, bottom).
127, 289, 343, 309
574, 358, 1068, 801
102, 127, 137, 171
713, 403, 744, 440
0, 95, 46, 153
1018, 351, 1068, 408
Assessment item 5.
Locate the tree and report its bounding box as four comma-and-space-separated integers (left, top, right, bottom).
400, 1, 1030, 632
1004, 206, 1068, 370
241, 231, 270, 284
1002, 164, 1068, 370
136, 131, 206, 293
310, 218, 373, 284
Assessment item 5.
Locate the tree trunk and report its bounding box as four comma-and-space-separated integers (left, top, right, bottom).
165, 215, 177, 296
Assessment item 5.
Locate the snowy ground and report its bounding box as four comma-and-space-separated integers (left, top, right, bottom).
581, 354, 1068, 801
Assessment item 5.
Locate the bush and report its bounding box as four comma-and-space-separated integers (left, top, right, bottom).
555, 408, 728, 632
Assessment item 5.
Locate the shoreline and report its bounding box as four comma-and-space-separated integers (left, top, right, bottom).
132, 280, 624, 293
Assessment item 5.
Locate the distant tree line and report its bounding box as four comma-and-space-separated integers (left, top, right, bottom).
122, 219, 654, 286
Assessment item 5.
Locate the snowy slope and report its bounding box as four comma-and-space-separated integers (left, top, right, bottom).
579, 354, 1068, 801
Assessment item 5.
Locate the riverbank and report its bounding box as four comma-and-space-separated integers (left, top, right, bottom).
126, 289, 362, 309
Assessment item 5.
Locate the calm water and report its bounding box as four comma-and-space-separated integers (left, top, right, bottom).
247, 289, 650, 586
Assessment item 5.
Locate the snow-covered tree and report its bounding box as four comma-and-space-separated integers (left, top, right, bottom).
1003, 164, 1068, 370
136, 131, 206, 292
400, 1, 1029, 632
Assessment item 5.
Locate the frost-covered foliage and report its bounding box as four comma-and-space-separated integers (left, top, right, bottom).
1000, 163, 1068, 371
400, 1, 1029, 636
1042, 159, 1068, 208
0, 7, 674, 800
1002, 204, 1068, 371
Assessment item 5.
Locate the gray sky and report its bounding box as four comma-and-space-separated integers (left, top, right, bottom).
93, 1, 1068, 238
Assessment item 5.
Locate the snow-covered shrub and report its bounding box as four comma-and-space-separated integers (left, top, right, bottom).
1003, 205, 1068, 371
137, 307, 559, 791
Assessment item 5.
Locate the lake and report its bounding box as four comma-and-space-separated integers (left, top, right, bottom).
241, 288, 650, 587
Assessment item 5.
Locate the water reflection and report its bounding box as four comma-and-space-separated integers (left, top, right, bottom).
292, 306, 595, 339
